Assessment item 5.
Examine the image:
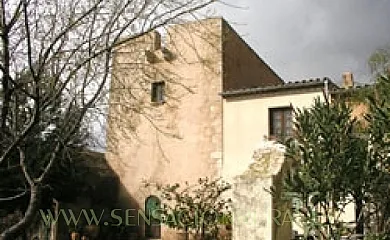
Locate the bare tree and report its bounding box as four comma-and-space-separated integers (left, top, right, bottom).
368, 44, 390, 78
0, 0, 216, 239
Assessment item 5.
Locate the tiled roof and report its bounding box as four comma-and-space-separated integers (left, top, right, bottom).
221, 77, 337, 97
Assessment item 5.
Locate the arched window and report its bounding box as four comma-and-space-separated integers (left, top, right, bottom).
145, 196, 161, 239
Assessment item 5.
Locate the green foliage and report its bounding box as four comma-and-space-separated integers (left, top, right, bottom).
333, 85, 375, 104
365, 233, 390, 240
0, 81, 88, 207
0, 72, 90, 233
146, 177, 232, 240
284, 98, 368, 239
365, 73, 390, 234
285, 72, 390, 238
367, 74, 390, 151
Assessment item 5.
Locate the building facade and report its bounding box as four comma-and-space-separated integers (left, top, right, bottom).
106, 17, 353, 239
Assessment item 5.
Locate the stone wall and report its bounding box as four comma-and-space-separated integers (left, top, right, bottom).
232, 141, 291, 240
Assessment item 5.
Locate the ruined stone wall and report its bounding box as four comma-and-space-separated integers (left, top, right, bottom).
232, 141, 291, 240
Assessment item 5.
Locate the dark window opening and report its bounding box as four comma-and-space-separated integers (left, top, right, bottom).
151, 82, 165, 103
269, 107, 293, 140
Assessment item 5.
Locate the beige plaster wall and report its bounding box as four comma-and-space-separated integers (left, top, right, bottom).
222, 90, 324, 181
106, 18, 224, 239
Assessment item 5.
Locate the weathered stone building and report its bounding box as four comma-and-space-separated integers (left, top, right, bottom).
106, 17, 359, 239
106, 17, 287, 239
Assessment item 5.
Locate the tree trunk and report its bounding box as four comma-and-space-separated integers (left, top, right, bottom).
0, 185, 41, 240
355, 196, 364, 235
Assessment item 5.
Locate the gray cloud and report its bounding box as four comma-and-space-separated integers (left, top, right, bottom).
213, 0, 390, 84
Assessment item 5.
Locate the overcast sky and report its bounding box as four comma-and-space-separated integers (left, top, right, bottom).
211, 0, 390, 85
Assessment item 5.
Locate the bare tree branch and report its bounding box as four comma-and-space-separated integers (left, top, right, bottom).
0, 0, 217, 238
0, 190, 27, 202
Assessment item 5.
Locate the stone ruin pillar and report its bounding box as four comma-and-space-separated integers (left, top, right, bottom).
232, 141, 292, 240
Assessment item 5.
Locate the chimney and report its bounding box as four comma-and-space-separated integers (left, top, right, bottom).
342, 72, 354, 88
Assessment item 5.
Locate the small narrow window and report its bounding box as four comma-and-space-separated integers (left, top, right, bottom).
269, 107, 293, 140
151, 81, 165, 103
